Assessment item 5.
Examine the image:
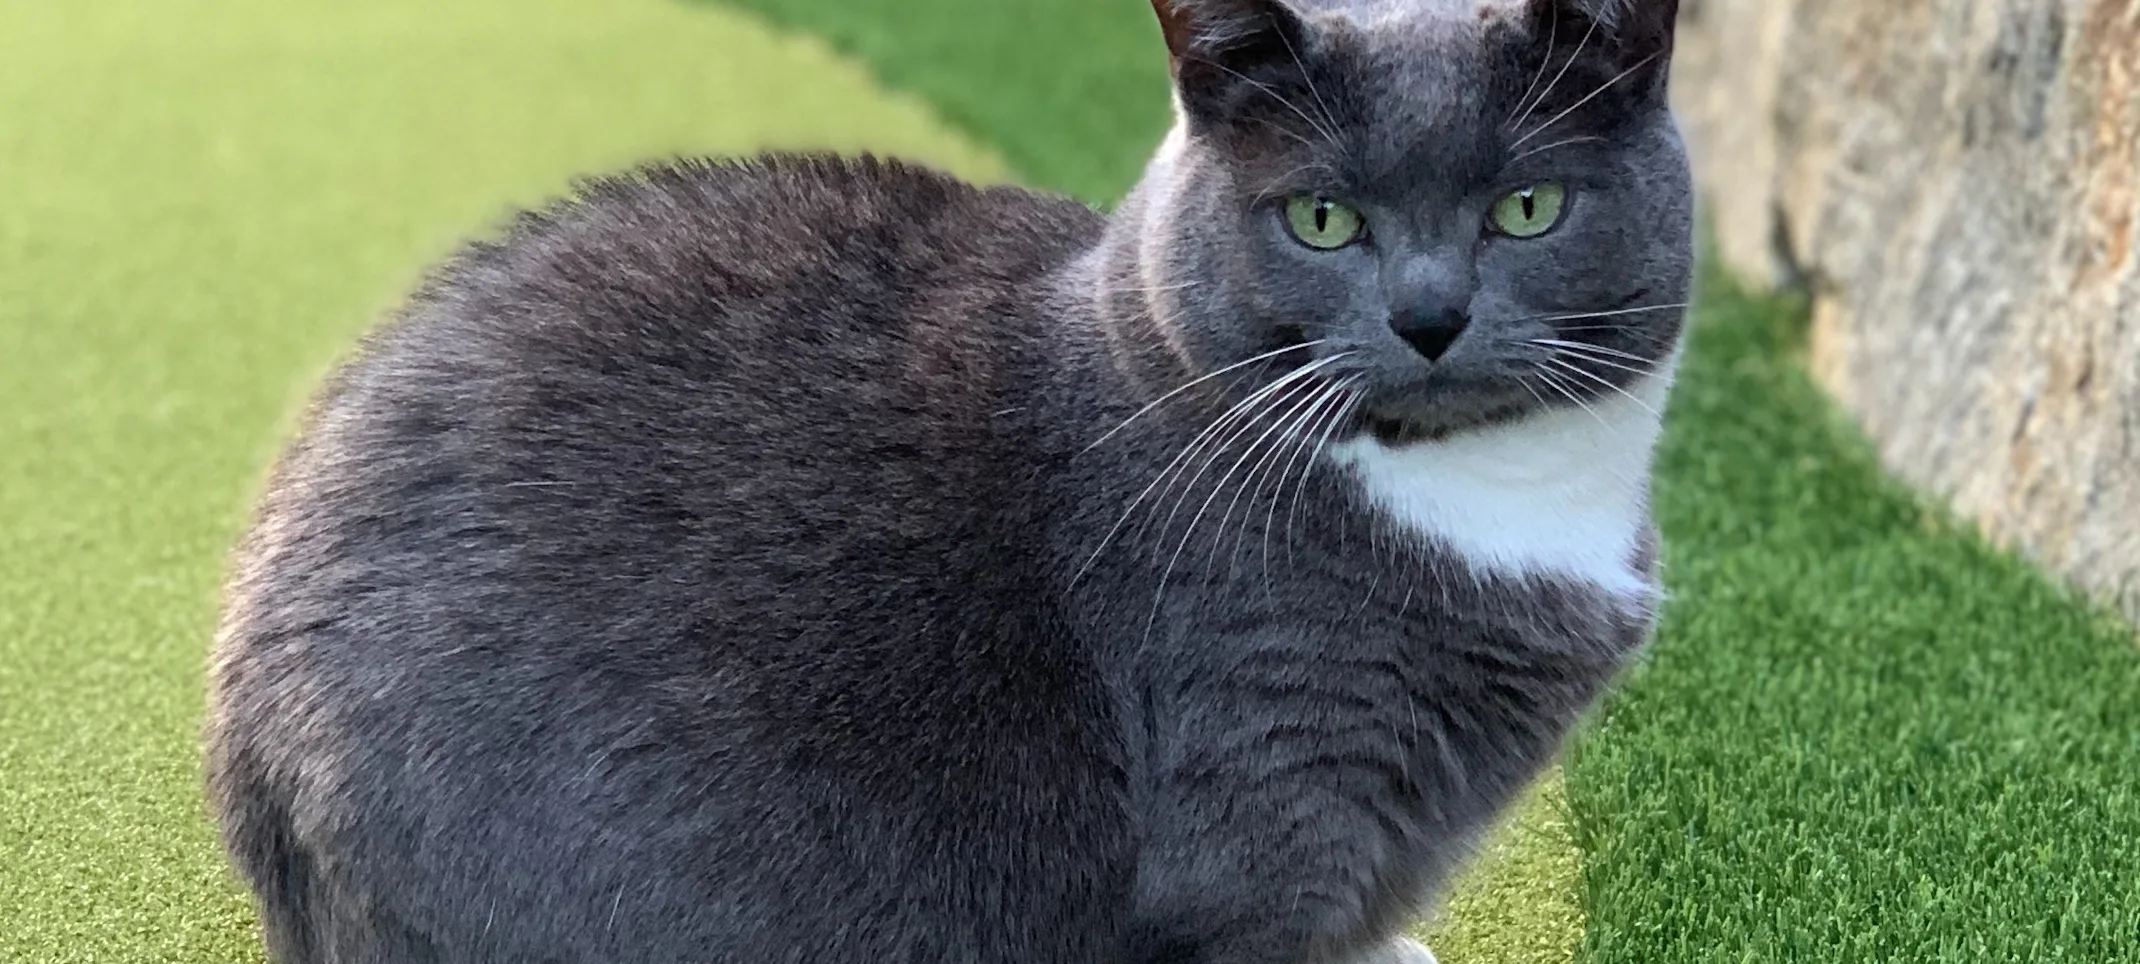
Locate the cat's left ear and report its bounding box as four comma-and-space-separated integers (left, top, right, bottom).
1150, 0, 1317, 132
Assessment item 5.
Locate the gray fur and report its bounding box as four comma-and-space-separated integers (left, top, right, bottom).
205, 2, 1692, 962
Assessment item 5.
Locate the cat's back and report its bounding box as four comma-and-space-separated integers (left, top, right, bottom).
232, 152, 1100, 624
223, 153, 1103, 672
385, 152, 1099, 439
205, 155, 1130, 963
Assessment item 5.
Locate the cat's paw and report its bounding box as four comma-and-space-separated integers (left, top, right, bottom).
1347, 936, 1439, 964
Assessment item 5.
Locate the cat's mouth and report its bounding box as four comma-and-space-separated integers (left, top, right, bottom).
1364, 415, 1445, 446
1260, 325, 1535, 447
1353, 397, 1538, 448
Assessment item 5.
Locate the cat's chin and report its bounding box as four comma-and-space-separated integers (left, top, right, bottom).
1358, 401, 1537, 448
1365, 415, 1447, 447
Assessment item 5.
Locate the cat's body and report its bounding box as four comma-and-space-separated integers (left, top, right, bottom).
207, 2, 1692, 962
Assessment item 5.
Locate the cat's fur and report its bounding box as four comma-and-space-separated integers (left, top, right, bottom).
205, 1, 1692, 962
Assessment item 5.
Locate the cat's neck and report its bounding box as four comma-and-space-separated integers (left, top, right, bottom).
1328, 362, 1676, 601
1060, 126, 1208, 402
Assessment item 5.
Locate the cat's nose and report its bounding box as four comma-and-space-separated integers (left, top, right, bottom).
1390, 306, 1469, 362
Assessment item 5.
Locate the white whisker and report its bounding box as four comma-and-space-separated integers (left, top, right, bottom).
1254, 377, 1356, 587
1544, 355, 1663, 420
1511, 51, 1664, 149
1142, 355, 1351, 637
1249, 117, 1324, 153
1548, 348, 1660, 381
1223, 375, 1352, 578
1287, 388, 1365, 560
1508, 8, 1560, 124
1147, 354, 1352, 557
1081, 339, 1326, 454
1528, 365, 1645, 489
1070, 363, 1298, 587
1509, 18, 1596, 135
1531, 337, 1656, 366
1525, 302, 1690, 325
1532, 364, 1611, 432
1200, 372, 1342, 576
1276, 26, 1343, 151
1509, 135, 1606, 164
1195, 58, 1340, 148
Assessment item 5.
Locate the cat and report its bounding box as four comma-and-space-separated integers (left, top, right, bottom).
204, 1, 1691, 962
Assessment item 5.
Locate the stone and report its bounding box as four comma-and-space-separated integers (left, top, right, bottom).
1671, 0, 2140, 622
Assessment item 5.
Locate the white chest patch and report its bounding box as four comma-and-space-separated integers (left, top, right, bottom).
1328, 371, 1675, 600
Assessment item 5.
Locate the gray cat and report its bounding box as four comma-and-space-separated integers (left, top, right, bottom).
205, 0, 1692, 961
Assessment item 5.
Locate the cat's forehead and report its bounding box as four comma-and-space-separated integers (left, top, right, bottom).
1306, 0, 1526, 93
1302, 0, 1530, 31
1300, 0, 1529, 186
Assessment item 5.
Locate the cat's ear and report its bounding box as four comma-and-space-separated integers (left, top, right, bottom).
1150, 0, 1316, 131
1532, 0, 1679, 92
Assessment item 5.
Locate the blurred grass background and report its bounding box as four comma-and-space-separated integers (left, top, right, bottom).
708, 0, 1171, 202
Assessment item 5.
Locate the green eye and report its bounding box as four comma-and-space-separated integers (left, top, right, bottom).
1283, 195, 1366, 250
1488, 183, 1568, 238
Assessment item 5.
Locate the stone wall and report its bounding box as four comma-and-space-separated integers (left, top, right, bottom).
1672, 0, 2140, 621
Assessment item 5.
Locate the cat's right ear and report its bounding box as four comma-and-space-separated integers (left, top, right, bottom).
1150, 0, 1316, 133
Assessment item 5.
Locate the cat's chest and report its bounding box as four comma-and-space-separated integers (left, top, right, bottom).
1326, 378, 1668, 602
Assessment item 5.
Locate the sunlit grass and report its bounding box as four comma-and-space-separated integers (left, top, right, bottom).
1569, 268, 2140, 962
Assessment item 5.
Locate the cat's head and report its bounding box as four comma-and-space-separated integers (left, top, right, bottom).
1129, 0, 1692, 443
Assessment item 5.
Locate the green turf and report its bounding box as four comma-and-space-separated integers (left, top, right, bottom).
1567, 268, 2140, 961
1419, 771, 1586, 964
712, 0, 1174, 203
0, 1, 1004, 957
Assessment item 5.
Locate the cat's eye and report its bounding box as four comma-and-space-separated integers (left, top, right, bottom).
1487, 183, 1568, 238
1283, 195, 1367, 250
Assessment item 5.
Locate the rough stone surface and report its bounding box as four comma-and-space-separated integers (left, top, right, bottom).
1673, 0, 2140, 622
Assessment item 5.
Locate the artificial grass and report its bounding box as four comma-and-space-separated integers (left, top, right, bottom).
0, 0, 1004, 958
709, 0, 1172, 204
1420, 772, 1586, 964
1567, 269, 2140, 961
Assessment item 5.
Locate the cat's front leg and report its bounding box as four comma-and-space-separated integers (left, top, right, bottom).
1126, 636, 1440, 964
